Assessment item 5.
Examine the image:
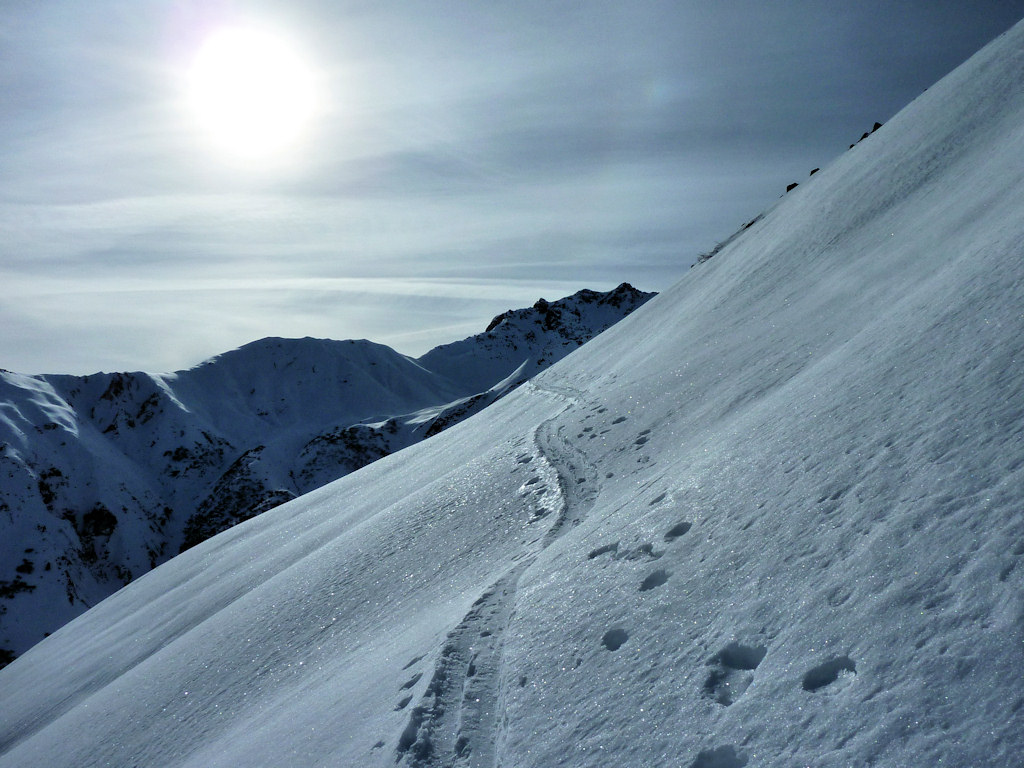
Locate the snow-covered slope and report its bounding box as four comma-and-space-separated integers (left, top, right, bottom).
0, 284, 652, 666
2, 20, 1024, 768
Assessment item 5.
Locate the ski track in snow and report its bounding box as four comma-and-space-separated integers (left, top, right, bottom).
393, 380, 596, 768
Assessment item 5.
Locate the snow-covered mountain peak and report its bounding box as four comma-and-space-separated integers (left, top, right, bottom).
170, 334, 463, 436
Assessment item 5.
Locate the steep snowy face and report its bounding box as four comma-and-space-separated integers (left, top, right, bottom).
0, 287, 652, 667
484, 21, 1024, 767
1, 19, 1023, 768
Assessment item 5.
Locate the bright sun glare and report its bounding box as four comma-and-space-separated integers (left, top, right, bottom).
187, 26, 318, 162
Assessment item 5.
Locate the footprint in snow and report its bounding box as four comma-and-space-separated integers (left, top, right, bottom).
399, 672, 422, 690
602, 628, 629, 651
639, 568, 670, 592
588, 542, 619, 559
616, 543, 662, 561
802, 655, 856, 691
704, 641, 766, 706
664, 521, 693, 541
588, 542, 664, 564
689, 745, 748, 768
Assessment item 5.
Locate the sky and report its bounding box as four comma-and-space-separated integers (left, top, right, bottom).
2, 0, 1023, 375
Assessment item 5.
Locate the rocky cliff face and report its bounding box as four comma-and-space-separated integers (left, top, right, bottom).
0, 283, 653, 665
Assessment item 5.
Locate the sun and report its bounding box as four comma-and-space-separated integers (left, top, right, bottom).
187, 26, 319, 162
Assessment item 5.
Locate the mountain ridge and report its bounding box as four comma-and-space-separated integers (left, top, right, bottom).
0, 282, 653, 665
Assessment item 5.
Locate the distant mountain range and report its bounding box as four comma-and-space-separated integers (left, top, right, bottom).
0, 283, 653, 664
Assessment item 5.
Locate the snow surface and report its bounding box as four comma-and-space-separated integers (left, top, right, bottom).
2, 19, 1024, 768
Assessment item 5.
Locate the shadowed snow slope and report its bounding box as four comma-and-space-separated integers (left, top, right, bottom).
2, 20, 1024, 768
